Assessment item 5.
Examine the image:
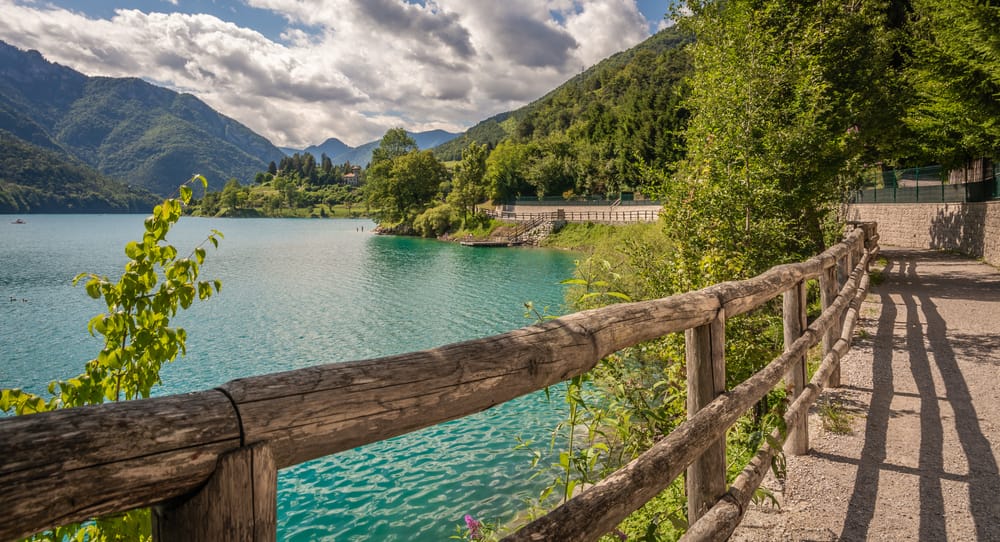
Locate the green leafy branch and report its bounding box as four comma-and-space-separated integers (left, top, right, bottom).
0, 176, 223, 542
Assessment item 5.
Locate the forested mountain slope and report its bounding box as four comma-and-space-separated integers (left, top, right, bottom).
0, 131, 157, 213
0, 41, 284, 196
433, 27, 692, 198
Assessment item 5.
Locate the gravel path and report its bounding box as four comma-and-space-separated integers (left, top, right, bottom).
731, 248, 1000, 541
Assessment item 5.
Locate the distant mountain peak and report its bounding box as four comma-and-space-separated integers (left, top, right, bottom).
296, 129, 461, 167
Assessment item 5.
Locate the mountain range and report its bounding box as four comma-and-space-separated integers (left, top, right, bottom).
0, 24, 690, 212
290, 129, 461, 166
0, 40, 284, 204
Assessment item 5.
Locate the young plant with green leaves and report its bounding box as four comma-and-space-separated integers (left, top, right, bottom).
1, 175, 223, 541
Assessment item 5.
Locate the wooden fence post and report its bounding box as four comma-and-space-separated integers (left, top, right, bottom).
820, 263, 841, 388
783, 281, 809, 455
837, 232, 852, 289
686, 308, 727, 522
153, 443, 277, 542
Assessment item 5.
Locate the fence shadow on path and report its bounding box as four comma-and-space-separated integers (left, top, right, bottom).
841, 250, 1000, 540
840, 257, 896, 540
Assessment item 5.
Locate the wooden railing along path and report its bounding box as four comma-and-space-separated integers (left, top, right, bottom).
0, 223, 878, 541
507, 215, 547, 244
484, 209, 661, 224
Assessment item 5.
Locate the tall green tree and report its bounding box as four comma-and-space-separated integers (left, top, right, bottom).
370, 128, 418, 166
447, 142, 489, 219
905, 0, 1000, 166
219, 178, 243, 210
484, 140, 535, 202
668, 0, 898, 286
366, 149, 448, 224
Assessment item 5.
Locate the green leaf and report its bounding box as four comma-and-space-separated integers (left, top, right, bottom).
558, 451, 570, 469
88, 314, 104, 336
605, 291, 633, 302
539, 485, 554, 503
125, 241, 143, 260
85, 280, 102, 299
565, 479, 578, 499
179, 185, 193, 204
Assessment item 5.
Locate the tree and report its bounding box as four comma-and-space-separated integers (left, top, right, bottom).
670, 0, 898, 282
905, 0, 1000, 166
302, 152, 317, 184
527, 134, 576, 198
267, 160, 277, 176
447, 142, 488, 220
484, 140, 534, 202
413, 202, 458, 237
366, 149, 448, 224
370, 128, 417, 166
220, 178, 242, 210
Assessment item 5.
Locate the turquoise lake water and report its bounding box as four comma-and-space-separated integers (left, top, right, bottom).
0, 215, 578, 540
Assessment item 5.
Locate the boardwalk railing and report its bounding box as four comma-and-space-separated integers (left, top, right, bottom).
484, 209, 660, 224
511, 197, 662, 207
0, 223, 878, 542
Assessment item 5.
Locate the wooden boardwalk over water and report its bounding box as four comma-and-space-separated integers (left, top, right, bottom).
459, 240, 520, 247
734, 248, 1000, 541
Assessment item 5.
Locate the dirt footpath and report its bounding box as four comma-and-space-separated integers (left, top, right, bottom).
732, 248, 1000, 541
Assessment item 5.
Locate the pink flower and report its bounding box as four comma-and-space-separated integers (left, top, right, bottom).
464, 514, 482, 539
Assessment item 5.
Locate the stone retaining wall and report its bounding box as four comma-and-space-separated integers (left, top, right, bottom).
846, 202, 1000, 266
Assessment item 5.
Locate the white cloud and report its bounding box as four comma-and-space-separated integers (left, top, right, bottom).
563, 0, 650, 68
0, 0, 652, 147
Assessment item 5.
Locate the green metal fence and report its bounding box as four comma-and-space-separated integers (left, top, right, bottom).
850, 164, 998, 204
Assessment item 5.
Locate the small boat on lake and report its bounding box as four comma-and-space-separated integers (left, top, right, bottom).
11, 219, 26, 224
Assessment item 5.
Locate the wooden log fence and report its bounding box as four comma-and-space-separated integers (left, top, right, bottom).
0, 223, 878, 541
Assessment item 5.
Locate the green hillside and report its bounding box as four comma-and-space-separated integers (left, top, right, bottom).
0, 131, 157, 213
0, 41, 284, 197
432, 112, 511, 161
432, 27, 692, 198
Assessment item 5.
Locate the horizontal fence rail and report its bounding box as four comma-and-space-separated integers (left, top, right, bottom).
510, 198, 662, 207
0, 224, 878, 541
483, 209, 661, 224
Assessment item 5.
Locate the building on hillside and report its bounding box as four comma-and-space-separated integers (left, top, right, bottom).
343, 165, 362, 186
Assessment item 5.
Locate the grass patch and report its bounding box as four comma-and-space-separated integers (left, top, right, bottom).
806, 344, 823, 380
542, 222, 660, 252
869, 268, 885, 285
449, 219, 504, 239
868, 256, 888, 285
818, 399, 854, 434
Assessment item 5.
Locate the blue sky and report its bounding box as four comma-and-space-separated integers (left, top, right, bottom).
0, 1, 675, 147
